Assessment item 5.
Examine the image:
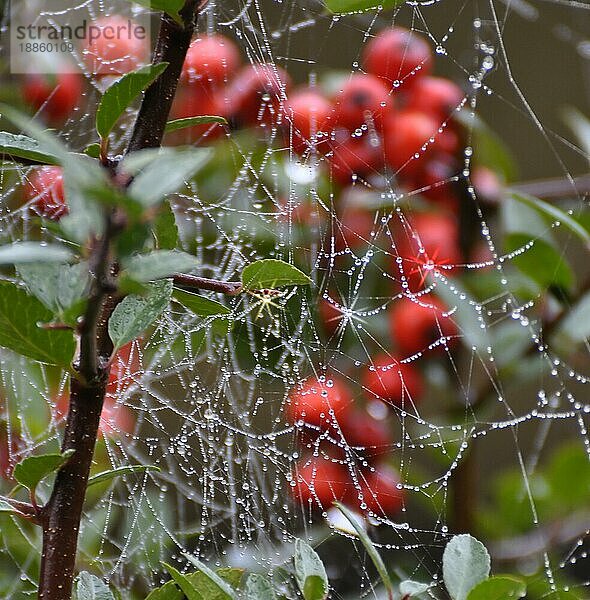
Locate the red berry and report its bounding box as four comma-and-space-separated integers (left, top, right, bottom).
471, 166, 504, 205
181, 34, 241, 88
287, 375, 352, 429
395, 211, 461, 291
406, 76, 463, 118
82, 16, 148, 76
412, 153, 460, 204
283, 88, 334, 153
333, 73, 392, 130
23, 166, 67, 220
291, 457, 351, 506
225, 63, 291, 128
107, 340, 142, 398
363, 27, 432, 87
389, 296, 458, 355
327, 128, 383, 184
363, 353, 423, 406
334, 202, 377, 251
0, 422, 25, 480
318, 296, 345, 335
383, 110, 459, 176
358, 464, 404, 515
339, 409, 393, 460
23, 72, 83, 124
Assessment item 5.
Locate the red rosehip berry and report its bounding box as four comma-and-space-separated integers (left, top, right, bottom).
225, 63, 291, 128
362, 353, 423, 407
334, 204, 377, 251
106, 340, 142, 398
339, 408, 393, 460
287, 375, 352, 429
0, 421, 25, 480
389, 296, 458, 356
82, 16, 149, 77
318, 296, 345, 336
383, 110, 459, 176
22, 72, 83, 124
363, 26, 432, 87
357, 464, 404, 515
23, 166, 68, 221
395, 211, 461, 291
283, 88, 334, 153
333, 73, 392, 130
406, 76, 464, 118
181, 34, 241, 88
327, 128, 383, 184
291, 457, 351, 506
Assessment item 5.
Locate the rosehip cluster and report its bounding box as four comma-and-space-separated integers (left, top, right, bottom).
287, 375, 404, 517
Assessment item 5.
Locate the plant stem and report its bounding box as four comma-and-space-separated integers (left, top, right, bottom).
173, 273, 243, 295
37, 3, 199, 598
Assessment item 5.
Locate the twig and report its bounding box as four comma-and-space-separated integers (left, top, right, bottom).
173, 273, 243, 295
511, 173, 590, 199
0, 495, 40, 524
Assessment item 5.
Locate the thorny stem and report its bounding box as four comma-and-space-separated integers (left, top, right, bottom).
37, 2, 199, 599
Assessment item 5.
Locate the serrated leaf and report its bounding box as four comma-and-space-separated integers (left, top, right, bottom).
108, 279, 172, 350
466, 575, 526, 600
241, 259, 312, 290
293, 539, 329, 600
18, 262, 89, 318
442, 534, 490, 600
399, 580, 432, 597
128, 0, 185, 23
334, 503, 392, 595
128, 149, 211, 207
0, 280, 75, 365
96, 63, 169, 140
88, 465, 160, 488
165, 116, 227, 133
182, 553, 238, 599
245, 574, 277, 600
13, 449, 75, 494
324, 0, 403, 13
72, 572, 115, 600
154, 200, 179, 250
0, 242, 73, 265
122, 251, 196, 283
173, 289, 231, 317
510, 191, 590, 246
162, 563, 203, 600
0, 131, 60, 165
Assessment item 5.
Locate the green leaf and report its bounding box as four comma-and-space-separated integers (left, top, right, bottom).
13, 449, 75, 494
96, 63, 169, 140
510, 191, 590, 246
0, 131, 60, 165
334, 503, 393, 595
466, 575, 526, 600
72, 572, 115, 600
87, 465, 160, 488
0, 499, 19, 514
0, 280, 75, 365
173, 289, 231, 317
154, 200, 179, 250
399, 580, 432, 597
18, 262, 89, 319
556, 292, 590, 344
241, 259, 312, 290
83, 143, 101, 158
108, 279, 172, 350
122, 251, 196, 283
182, 553, 238, 599
293, 539, 329, 600
506, 233, 574, 291
324, 0, 403, 13
245, 574, 277, 600
162, 564, 202, 600
145, 568, 242, 600
128, 148, 211, 207
165, 116, 227, 133
0, 242, 73, 265
127, 0, 185, 24
562, 106, 590, 159
442, 534, 490, 600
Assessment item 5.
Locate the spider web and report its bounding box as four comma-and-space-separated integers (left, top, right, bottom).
1, 0, 590, 598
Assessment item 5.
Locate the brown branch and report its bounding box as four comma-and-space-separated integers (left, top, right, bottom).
126, 1, 199, 154
0, 495, 40, 524
173, 273, 243, 295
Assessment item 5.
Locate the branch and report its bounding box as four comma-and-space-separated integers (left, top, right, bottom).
0, 495, 40, 524
126, 1, 199, 153
173, 273, 243, 295
511, 173, 590, 199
